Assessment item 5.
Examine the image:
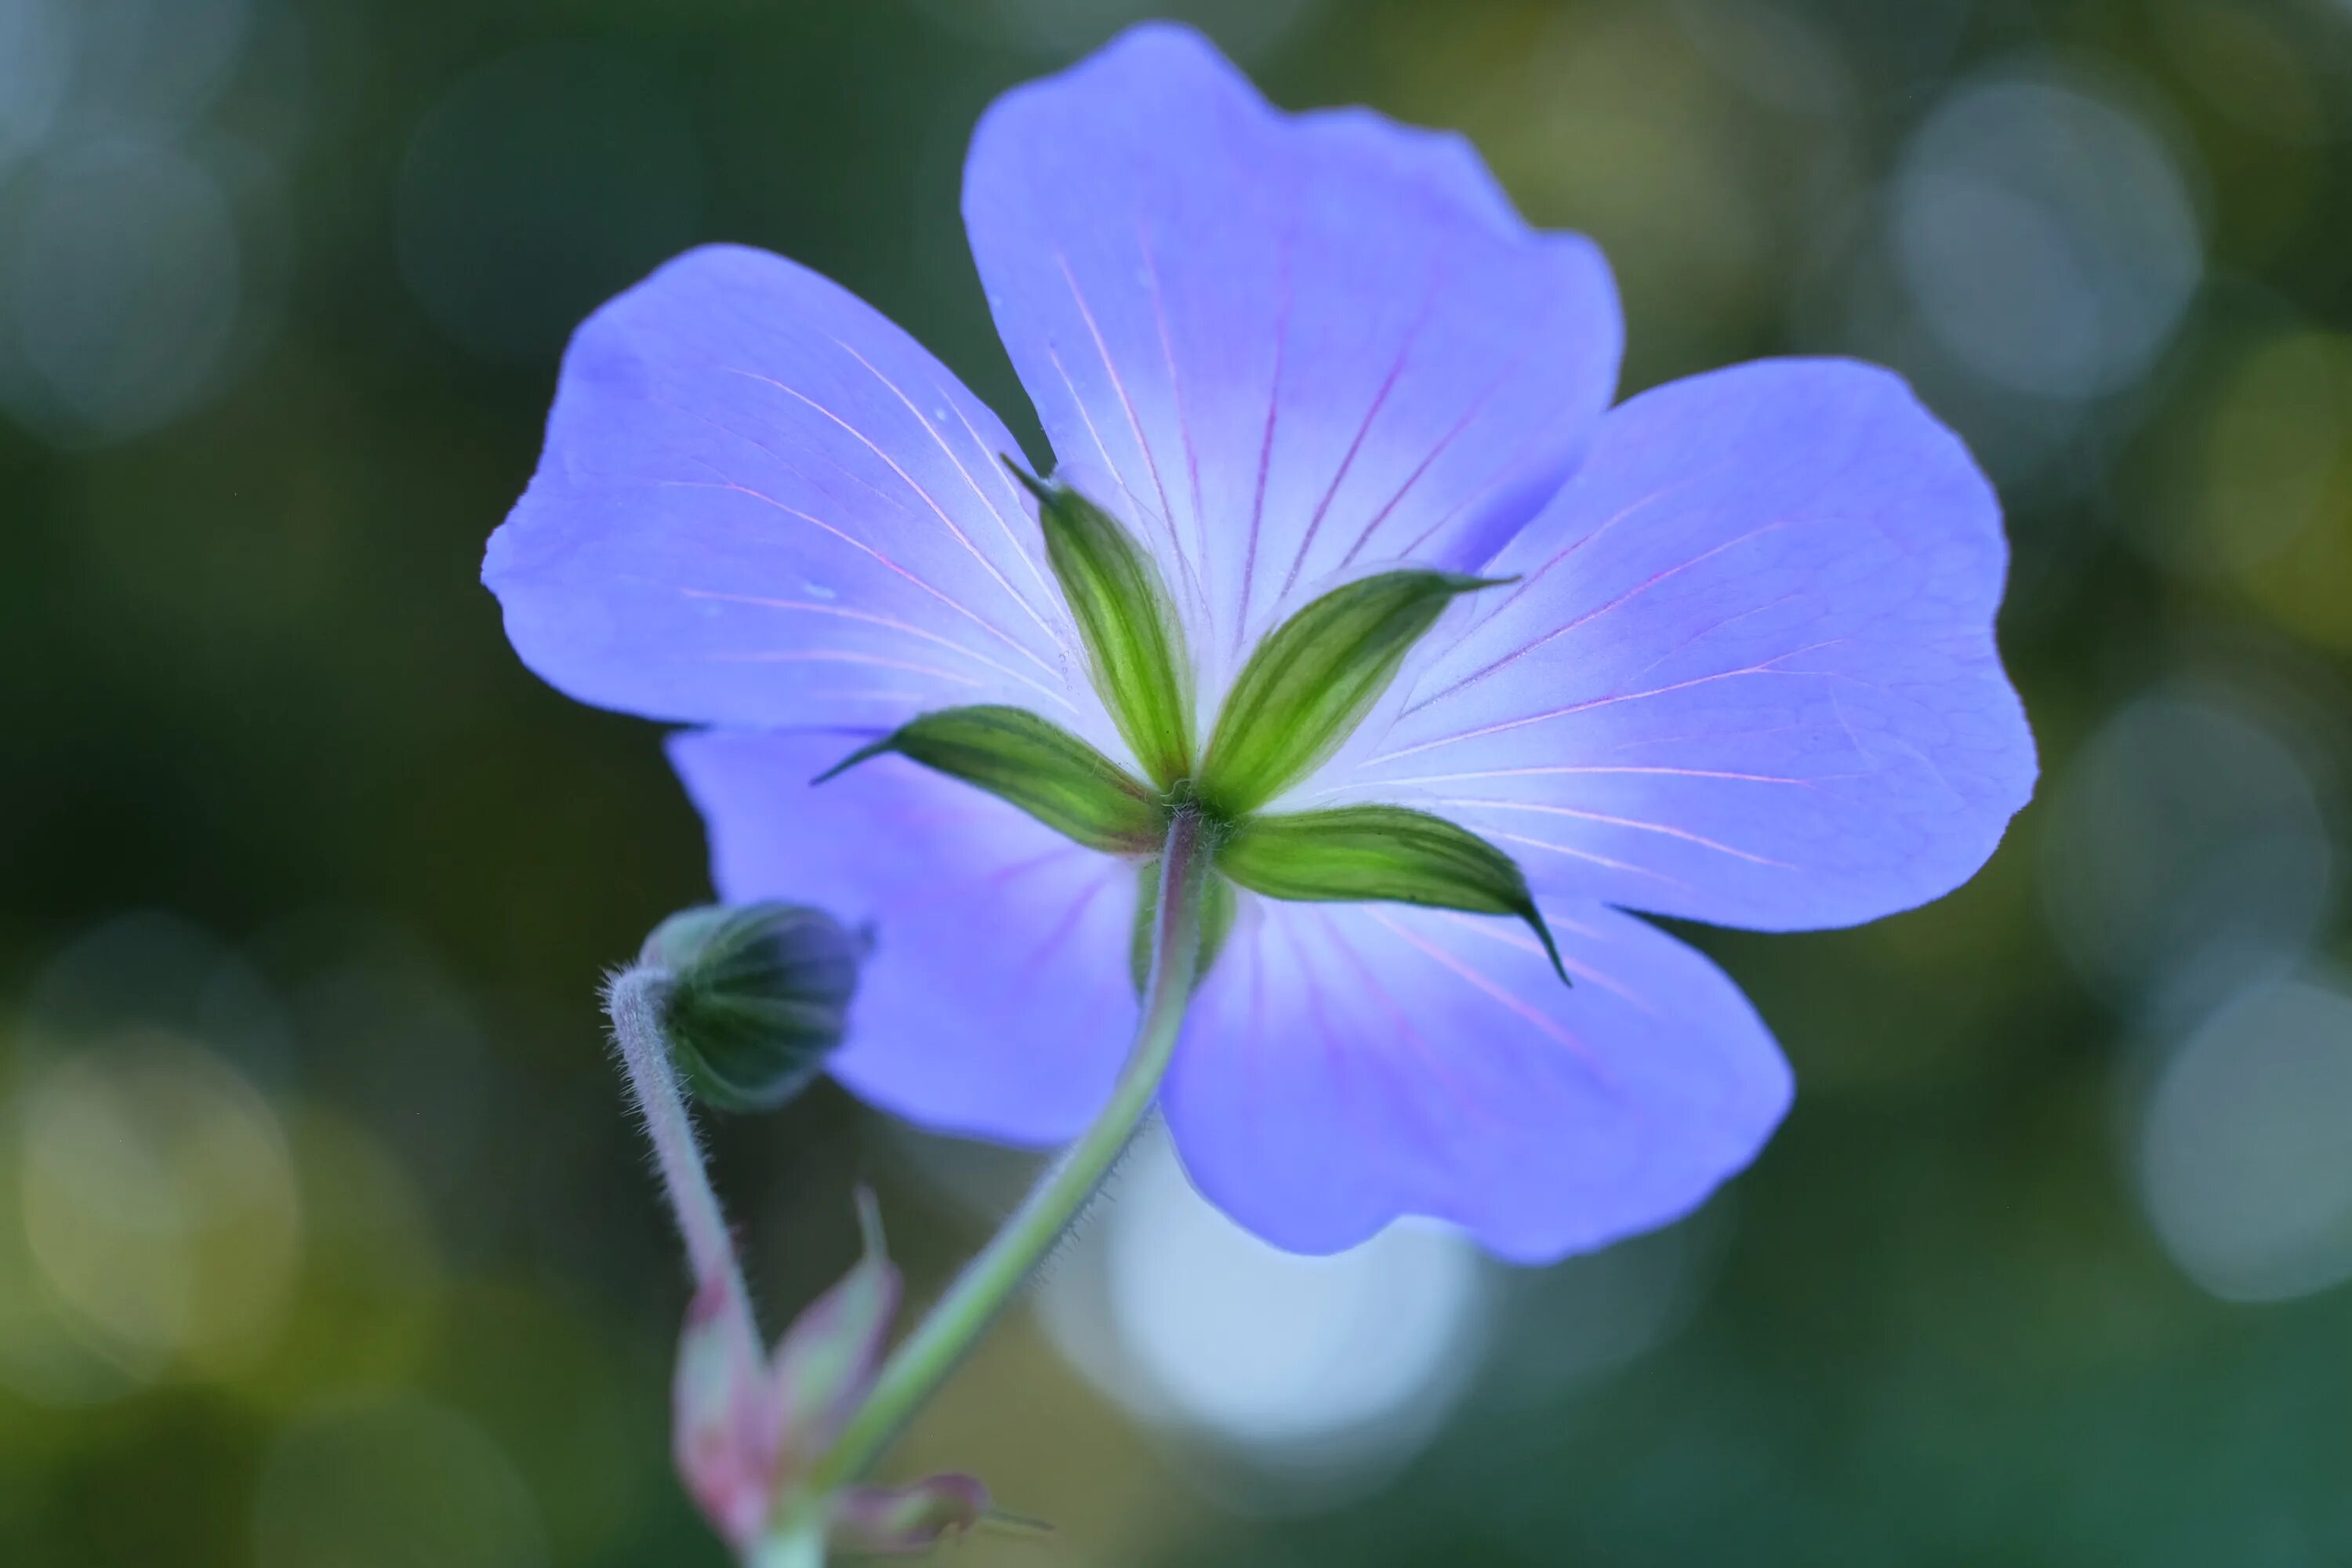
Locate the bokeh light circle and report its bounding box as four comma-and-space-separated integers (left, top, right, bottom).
2147, 327, 2352, 654
1892, 71, 2201, 401
24, 910, 292, 1088
1667, 0, 1853, 119
1486, 1203, 1728, 1402
55, 0, 252, 132
2187, 330, 2348, 573
0, 0, 73, 175
2040, 688, 2332, 1021
2138, 973, 2352, 1303
1, 140, 244, 444
1040, 1127, 1490, 1495
11, 1036, 299, 1392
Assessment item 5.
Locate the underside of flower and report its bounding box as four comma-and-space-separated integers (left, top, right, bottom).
503, 23, 2044, 1560
488, 20, 2036, 1266
818, 473, 1569, 984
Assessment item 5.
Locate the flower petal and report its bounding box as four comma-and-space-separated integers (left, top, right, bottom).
1161, 897, 1791, 1261
486, 244, 1102, 743
962, 22, 1621, 696
1334, 358, 2038, 932
668, 728, 1136, 1144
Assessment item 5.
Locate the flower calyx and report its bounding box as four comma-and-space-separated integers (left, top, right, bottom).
814, 479, 1566, 987
1195, 567, 1509, 815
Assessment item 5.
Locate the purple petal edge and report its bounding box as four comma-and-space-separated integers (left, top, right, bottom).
1340, 356, 2038, 934
963, 20, 1623, 699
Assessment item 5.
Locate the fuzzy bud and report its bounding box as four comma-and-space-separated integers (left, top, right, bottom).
637, 902, 866, 1112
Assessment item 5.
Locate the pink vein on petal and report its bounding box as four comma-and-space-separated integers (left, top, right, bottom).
1278, 271, 1440, 601
1044, 340, 1120, 474
717, 367, 1060, 644
696, 648, 986, 684
960, 397, 1042, 515
1138, 218, 1207, 580
1409, 518, 1796, 713
1431, 909, 1653, 1011
653, 477, 1061, 681
1604, 719, 1813, 754
1294, 924, 1351, 1083
1363, 909, 1605, 1074
1475, 826, 1694, 885
1436, 797, 1797, 868
1338, 344, 1530, 571
1392, 405, 1574, 572
675, 588, 1077, 711
1367, 641, 1852, 762
1323, 909, 1511, 1137
1338, 763, 1824, 788
890, 842, 1080, 919
1011, 875, 1109, 991
1055, 251, 1189, 584
822, 333, 1061, 612
1291, 916, 1429, 1171
788, 688, 931, 706
1235, 227, 1294, 655
1475, 459, 1736, 627
633, 387, 1054, 673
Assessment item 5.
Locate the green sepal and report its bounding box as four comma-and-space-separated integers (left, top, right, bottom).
1007, 463, 1196, 789
815, 704, 1162, 855
1218, 806, 1570, 985
1199, 570, 1507, 814
1129, 858, 1239, 995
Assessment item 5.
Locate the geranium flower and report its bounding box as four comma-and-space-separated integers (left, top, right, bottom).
487, 24, 2034, 1263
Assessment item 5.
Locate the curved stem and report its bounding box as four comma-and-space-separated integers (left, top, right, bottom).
808, 807, 1212, 1492
607, 966, 758, 1345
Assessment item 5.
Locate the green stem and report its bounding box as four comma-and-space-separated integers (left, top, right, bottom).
605, 966, 759, 1349
805, 807, 1212, 1493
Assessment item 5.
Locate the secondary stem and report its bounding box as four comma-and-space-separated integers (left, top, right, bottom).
606, 966, 759, 1345
807, 806, 1213, 1493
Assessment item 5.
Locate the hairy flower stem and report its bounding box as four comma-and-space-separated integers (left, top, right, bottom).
807, 807, 1213, 1494
606, 966, 759, 1348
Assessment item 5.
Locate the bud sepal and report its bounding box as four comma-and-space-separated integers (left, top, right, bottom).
639, 901, 866, 1112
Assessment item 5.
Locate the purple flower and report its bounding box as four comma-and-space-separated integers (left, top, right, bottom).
487, 24, 2034, 1262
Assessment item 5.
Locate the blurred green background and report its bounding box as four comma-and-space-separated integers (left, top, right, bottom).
5, 0, 2352, 1563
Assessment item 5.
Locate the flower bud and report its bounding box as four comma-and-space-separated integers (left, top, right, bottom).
637, 902, 866, 1112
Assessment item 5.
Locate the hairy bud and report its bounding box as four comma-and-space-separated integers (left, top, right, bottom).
637, 902, 866, 1112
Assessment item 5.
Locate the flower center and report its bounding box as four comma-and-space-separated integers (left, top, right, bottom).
813, 476, 1571, 989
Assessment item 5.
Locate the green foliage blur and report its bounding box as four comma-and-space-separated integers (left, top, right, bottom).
5, 1, 2352, 1563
